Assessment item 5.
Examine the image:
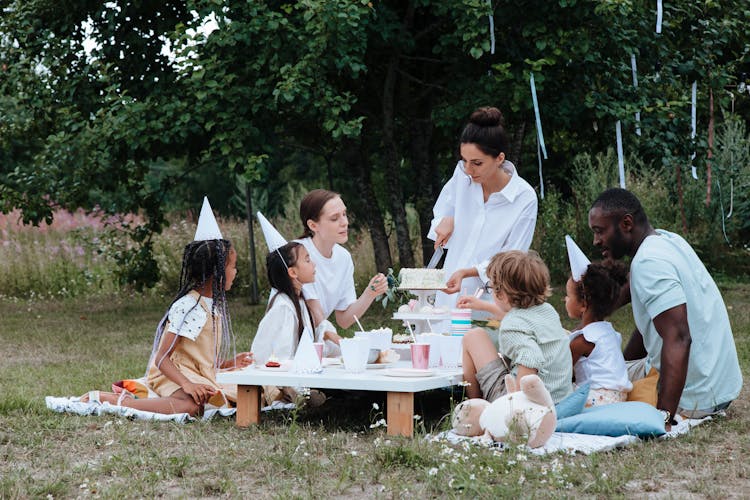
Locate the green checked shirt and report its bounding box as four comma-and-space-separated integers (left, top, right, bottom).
499, 302, 573, 404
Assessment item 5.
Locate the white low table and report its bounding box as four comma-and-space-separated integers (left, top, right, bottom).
217, 361, 463, 437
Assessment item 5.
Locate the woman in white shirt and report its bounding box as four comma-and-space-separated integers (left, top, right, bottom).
430, 107, 538, 316
298, 189, 389, 344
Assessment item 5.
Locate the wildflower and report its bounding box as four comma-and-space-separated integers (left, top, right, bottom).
372, 402, 380, 410
428, 467, 438, 476
413, 414, 421, 421
369, 418, 387, 429
469, 474, 476, 480
350, 450, 358, 456
458, 381, 472, 387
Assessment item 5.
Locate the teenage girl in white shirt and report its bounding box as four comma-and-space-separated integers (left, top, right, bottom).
297, 189, 388, 344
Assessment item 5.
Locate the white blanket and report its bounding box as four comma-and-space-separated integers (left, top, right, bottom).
428, 414, 716, 456
45, 395, 302, 423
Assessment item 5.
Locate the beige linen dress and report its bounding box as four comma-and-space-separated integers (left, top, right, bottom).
147, 291, 236, 407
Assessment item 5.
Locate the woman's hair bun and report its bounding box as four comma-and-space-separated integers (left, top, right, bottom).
469, 107, 504, 127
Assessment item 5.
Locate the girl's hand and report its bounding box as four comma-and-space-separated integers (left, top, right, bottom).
324, 330, 342, 345
434, 216, 454, 249
182, 381, 217, 405
223, 352, 253, 370
365, 273, 388, 299
443, 269, 467, 294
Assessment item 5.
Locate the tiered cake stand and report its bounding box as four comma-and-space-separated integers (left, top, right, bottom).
391, 288, 450, 335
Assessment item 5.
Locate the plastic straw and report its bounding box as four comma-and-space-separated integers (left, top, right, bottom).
405, 321, 417, 343
353, 314, 366, 333
473, 287, 484, 298
426, 319, 434, 332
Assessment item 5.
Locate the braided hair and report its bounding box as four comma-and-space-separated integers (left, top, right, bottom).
571, 260, 629, 320
147, 239, 236, 374
266, 241, 312, 342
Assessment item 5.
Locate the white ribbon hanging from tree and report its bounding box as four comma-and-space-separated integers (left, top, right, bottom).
537, 140, 544, 199
656, 0, 663, 34
530, 73, 547, 197
691, 81, 698, 179
487, 0, 495, 55
631, 54, 641, 136
616, 120, 626, 188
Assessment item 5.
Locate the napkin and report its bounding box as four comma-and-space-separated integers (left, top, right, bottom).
293, 329, 323, 374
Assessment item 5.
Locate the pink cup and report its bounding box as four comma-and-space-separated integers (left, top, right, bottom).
313, 342, 324, 362
411, 343, 430, 370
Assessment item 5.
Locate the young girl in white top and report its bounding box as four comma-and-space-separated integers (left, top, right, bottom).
565, 260, 633, 406
297, 189, 388, 344
251, 241, 325, 405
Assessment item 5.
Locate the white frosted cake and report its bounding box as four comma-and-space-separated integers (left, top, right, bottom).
398, 268, 447, 290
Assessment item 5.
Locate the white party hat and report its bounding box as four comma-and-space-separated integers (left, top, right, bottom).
293, 329, 322, 374
194, 197, 223, 241
565, 235, 591, 282
257, 211, 288, 252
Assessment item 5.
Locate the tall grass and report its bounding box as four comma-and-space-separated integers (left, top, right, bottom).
3, 122, 750, 300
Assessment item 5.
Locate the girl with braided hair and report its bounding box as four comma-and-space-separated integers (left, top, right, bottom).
80, 199, 253, 416
564, 259, 633, 407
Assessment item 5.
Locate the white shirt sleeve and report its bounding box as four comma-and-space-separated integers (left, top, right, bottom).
166, 295, 207, 341
251, 296, 299, 363
428, 162, 461, 242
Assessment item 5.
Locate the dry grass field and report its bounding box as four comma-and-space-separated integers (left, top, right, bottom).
1, 281, 748, 498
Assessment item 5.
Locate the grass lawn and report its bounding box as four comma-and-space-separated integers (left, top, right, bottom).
1, 282, 748, 498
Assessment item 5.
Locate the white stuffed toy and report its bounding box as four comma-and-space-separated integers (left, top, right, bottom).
451, 374, 557, 448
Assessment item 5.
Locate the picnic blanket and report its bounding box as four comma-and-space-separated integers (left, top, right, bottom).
45, 396, 297, 423
427, 414, 717, 456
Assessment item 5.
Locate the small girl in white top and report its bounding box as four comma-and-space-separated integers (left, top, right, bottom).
251, 241, 325, 406
564, 260, 633, 406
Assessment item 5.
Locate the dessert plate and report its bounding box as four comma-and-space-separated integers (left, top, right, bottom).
383, 368, 435, 377
366, 362, 396, 370
256, 362, 292, 371
322, 357, 343, 367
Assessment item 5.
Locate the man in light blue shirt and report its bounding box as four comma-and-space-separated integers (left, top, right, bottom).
588, 188, 742, 426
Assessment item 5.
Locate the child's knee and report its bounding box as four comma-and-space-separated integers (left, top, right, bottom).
464, 327, 489, 346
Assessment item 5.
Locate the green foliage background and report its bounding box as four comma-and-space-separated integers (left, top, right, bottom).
1, 0, 750, 287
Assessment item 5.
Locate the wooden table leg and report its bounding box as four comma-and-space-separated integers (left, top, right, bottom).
386, 391, 414, 437
236, 385, 261, 427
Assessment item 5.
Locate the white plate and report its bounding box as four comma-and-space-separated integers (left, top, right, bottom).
383, 368, 435, 377
322, 357, 343, 367
255, 362, 292, 372
366, 362, 396, 370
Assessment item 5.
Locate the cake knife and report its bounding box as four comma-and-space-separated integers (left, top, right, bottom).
426, 245, 444, 269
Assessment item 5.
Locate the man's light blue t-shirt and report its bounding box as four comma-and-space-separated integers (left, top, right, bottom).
630, 230, 742, 412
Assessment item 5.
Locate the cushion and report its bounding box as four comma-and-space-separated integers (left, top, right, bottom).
555, 383, 590, 419
627, 367, 659, 406
555, 401, 666, 437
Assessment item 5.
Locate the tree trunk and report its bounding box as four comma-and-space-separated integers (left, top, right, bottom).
411, 114, 437, 267
344, 140, 392, 272
244, 182, 259, 305
382, 55, 415, 268
509, 119, 527, 169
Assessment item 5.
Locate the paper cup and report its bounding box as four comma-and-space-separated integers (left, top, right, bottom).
354, 330, 392, 350
340, 337, 370, 373
312, 342, 324, 362
439, 335, 463, 368
411, 343, 430, 369
416, 333, 442, 368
